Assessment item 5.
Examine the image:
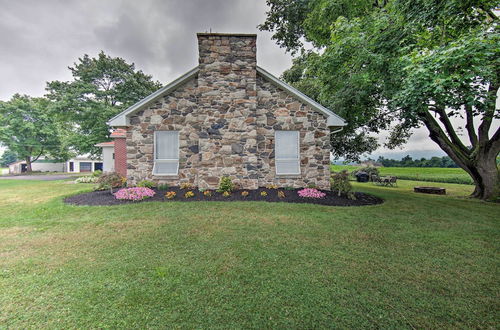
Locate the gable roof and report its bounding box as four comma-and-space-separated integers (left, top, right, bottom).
107, 66, 346, 127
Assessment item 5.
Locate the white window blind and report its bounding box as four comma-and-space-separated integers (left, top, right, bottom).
275, 131, 300, 175
153, 131, 179, 175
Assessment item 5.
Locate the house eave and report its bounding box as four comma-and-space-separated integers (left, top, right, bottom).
256, 66, 346, 127
107, 66, 200, 127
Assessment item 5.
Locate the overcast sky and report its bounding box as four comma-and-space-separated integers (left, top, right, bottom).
0, 0, 459, 160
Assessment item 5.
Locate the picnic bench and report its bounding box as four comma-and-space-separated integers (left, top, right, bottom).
371, 175, 398, 187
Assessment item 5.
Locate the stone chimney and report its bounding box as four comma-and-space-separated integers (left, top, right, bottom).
196, 33, 257, 97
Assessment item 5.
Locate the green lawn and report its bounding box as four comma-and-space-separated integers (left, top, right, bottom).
332, 165, 473, 184
0, 179, 498, 328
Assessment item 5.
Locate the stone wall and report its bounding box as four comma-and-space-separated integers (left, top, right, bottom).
125, 33, 331, 190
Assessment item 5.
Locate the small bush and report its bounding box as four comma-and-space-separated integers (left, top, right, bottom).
331, 170, 355, 199
180, 182, 194, 190
352, 166, 379, 180
165, 191, 176, 199
241, 191, 249, 197
203, 190, 212, 197
96, 172, 126, 194
92, 170, 102, 177
75, 176, 97, 183
137, 180, 157, 188
222, 191, 231, 197
307, 183, 317, 188
184, 191, 195, 198
114, 187, 155, 201
217, 176, 234, 193
260, 191, 268, 197
266, 184, 278, 189
158, 183, 169, 190
277, 190, 285, 199
297, 188, 326, 198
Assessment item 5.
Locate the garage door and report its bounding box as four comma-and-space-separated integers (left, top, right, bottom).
80, 162, 92, 172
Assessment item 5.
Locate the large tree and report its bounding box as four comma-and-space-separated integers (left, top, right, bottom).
0, 149, 17, 167
260, 0, 500, 200
46, 51, 162, 156
0, 95, 67, 172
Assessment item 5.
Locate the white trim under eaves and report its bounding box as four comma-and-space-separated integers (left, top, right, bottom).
256, 66, 346, 127
107, 67, 200, 127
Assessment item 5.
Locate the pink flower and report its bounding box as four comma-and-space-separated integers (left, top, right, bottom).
297, 188, 326, 199
114, 187, 156, 201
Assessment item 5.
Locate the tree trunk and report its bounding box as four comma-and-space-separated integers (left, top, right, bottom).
421, 112, 499, 201
467, 153, 499, 200
25, 156, 32, 173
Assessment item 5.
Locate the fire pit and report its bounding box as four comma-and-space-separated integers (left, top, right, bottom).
414, 186, 446, 195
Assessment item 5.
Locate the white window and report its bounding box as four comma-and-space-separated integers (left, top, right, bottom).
153, 131, 179, 175
275, 130, 300, 175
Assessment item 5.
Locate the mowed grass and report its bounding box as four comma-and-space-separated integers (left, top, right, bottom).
332, 165, 473, 184
0, 179, 498, 328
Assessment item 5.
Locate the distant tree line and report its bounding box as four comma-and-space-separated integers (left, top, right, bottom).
375, 155, 458, 168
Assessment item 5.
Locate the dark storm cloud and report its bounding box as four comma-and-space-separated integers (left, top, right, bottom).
0, 0, 291, 99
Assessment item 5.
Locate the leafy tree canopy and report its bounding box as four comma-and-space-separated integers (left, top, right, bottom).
0, 94, 68, 171
0, 149, 18, 167
260, 0, 499, 199
46, 51, 162, 156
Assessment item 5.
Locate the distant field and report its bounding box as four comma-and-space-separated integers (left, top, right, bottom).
331, 165, 473, 185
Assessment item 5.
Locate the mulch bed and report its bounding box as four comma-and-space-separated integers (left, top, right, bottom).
64, 187, 383, 207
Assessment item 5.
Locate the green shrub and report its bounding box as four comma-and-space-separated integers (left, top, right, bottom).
217, 176, 234, 193
331, 170, 355, 200
137, 180, 157, 188
352, 166, 379, 180
158, 183, 169, 190
96, 172, 126, 194
92, 170, 102, 177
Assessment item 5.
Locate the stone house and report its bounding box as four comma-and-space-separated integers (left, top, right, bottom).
107, 33, 346, 189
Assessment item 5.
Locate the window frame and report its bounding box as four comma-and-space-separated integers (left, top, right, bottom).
153, 130, 180, 176
274, 130, 301, 176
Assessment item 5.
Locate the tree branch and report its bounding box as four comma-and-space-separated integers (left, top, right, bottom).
434, 106, 470, 154
464, 104, 478, 147
478, 83, 498, 143
419, 111, 471, 168
32, 148, 44, 162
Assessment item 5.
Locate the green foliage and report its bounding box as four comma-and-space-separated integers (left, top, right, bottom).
46, 51, 162, 156
352, 166, 379, 179
377, 155, 458, 168
158, 183, 169, 191
137, 180, 157, 188
92, 170, 103, 177
330, 170, 355, 199
0, 149, 17, 167
260, 0, 499, 199
217, 176, 234, 193
96, 172, 126, 193
0, 95, 68, 171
